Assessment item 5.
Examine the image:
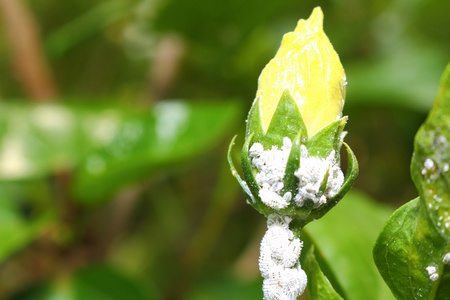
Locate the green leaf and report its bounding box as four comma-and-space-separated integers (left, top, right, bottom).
303, 245, 343, 300
0, 101, 143, 180
73, 100, 240, 204
0, 100, 240, 203
373, 198, 450, 300
305, 191, 395, 300
373, 63, 450, 300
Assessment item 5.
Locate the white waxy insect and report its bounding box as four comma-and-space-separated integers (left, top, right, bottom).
250, 139, 293, 210
294, 146, 344, 207
426, 266, 439, 281
443, 253, 450, 265
259, 215, 307, 299
424, 158, 435, 170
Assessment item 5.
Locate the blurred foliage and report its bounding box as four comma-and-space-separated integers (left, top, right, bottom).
0, 0, 448, 299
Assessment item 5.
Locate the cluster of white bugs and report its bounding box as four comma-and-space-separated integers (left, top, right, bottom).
249, 137, 344, 210
294, 145, 344, 207
426, 266, 439, 281
259, 215, 307, 300
249, 138, 293, 209
248, 137, 345, 299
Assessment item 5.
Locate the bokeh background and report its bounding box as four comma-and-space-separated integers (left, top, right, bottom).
0, 0, 448, 299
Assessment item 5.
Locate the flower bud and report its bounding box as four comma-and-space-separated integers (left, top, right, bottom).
251, 7, 346, 137
228, 7, 358, 226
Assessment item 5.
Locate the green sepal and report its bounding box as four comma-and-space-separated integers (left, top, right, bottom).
227, 135, 256, 204
260, 89, 308, 148
305, 142, 359, 225
245, 97, 265, 142
281, 132, 301, 196
227, 133, 273, 216
318, 167, 330, 197
274, 132, 315, 221
306, 117, 347, 161
240, 133, 263, 206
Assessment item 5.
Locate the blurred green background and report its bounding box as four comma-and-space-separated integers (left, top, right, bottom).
0, 0, 448, 299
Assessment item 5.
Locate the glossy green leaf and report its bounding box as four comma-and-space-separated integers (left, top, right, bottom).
305, 191, 395, 300
0, 103, 94, 180
373, 63, 450, 300
0, 102, 145, 180
373, 198, 450, 299
73, 101, 240, 203
303, 245, 343, 300
0, 101, 240, 204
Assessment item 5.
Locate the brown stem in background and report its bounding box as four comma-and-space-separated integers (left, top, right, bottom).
0, 0, 58, 100
146, 34, 185, 102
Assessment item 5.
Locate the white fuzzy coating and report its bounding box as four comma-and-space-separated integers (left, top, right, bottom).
294, 145, 344, 207
249, 138, 344, 209
259, 215, 307, 299
259, 217, 302, 273
249, 138, 293, 210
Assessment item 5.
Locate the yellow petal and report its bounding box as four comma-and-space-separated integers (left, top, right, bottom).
255, 7, 346, 136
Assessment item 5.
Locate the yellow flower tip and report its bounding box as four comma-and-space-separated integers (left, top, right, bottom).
294, 7, 323, 36
254, 6, 346, 137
